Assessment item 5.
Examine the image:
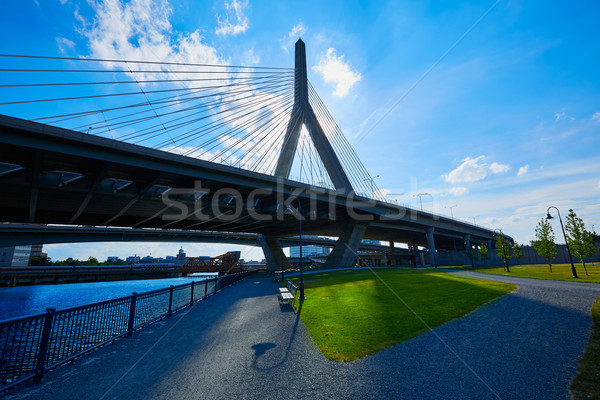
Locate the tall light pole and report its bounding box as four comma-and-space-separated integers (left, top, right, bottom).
494, 228, 510, 272
414, 193, 432, 211
445, 205, 458, 219
363, 175, 379, 195
297, 198, 305, 300
546, 206, 578, 279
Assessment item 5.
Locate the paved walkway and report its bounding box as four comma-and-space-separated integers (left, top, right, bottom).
4, 271, 600, 400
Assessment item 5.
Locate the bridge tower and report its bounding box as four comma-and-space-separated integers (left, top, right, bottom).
261, 39, 366, 272
275, 39, 353, 193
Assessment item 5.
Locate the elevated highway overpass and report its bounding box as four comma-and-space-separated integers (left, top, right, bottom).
0, 40, 509, 270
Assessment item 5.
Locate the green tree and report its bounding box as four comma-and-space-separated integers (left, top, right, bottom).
480, 243, 489, 264
87, 256, 99, 265
532, 218, 557, 272
565, 209, 594, 275
513, 242, 524, 265
496, 232, 512, 272
29, 255, 52, 266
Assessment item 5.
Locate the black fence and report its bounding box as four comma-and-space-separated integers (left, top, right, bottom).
0, 271, 254, 391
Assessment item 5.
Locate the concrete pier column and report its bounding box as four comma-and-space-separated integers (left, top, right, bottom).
389, 241, 395, 265
425, 227, 437, 266
259, 235, 290, 272
324, 223, 368, 268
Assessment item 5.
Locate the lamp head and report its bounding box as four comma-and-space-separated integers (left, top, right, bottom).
546, 213, 554, 220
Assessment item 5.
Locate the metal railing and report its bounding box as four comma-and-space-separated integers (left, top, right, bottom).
0, 271, 254, 391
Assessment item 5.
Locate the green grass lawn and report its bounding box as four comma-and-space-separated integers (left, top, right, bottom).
467, 264, 600, 283
570, 296, 600, 399
286, 268, 515, 361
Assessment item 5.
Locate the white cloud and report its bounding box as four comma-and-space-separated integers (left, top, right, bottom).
56, 37, 76, 53
441, 156, 487, 183
215, 0, 249, 36
450, 187, 468, 196
281, 22, 306, 53
312, 48, 361, 97
554, 111, 565, 121
373, 188, 391, 200
83, 1, 205, 59
489, 162, 510, 174
597, 179, 600, 190
80, 0, 224, 85
442, 156, 510, 183
517, 165, 529, 177
592, 112, 600, 122
243, 48, 260, 64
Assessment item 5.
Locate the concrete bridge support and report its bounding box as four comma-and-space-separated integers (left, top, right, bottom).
324, 223, 367, 268
259, 235, 290, 272
425, 227, 437, 266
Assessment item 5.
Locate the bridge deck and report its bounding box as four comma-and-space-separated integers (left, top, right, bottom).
0, 114, 500, 251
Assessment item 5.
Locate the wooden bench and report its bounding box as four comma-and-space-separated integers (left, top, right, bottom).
279, 281, 298, 304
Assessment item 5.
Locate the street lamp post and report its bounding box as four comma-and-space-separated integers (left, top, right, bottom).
546, 206, 578, 279
494, 228, 510, 272
297, 198, 305, 301
363, 175, 379, 195
445, 205, 458, 219
414, 193, 432, 211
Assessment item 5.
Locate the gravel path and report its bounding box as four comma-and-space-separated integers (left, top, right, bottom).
4, 271, 600, 400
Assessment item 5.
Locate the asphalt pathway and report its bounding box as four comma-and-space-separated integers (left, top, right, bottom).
4, 271, 600, 400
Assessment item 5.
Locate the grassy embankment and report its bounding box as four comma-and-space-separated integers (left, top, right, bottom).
286, 268, 515, 361
570, 297, 600, 399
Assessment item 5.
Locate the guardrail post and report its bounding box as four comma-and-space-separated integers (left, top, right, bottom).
34, 307, 55, 381
204, 279, 208, 299
190, 281, 195, 306
167, 285, 174, 316
127, 292, 137, 336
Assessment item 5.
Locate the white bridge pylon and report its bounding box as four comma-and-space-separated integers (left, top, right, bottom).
275, 39, 354, 194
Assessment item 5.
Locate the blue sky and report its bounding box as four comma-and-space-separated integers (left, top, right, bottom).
1, 0, 599, 261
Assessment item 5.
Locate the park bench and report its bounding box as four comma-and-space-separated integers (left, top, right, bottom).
278, 281, 298, 305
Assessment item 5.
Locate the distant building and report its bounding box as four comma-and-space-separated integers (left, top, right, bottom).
289, 245, 330, 258
0, 245, 33, 267
126, 255, 140, 264
106, 256, 119, 262
30, 244, 46, 259
175, 247, 187, 263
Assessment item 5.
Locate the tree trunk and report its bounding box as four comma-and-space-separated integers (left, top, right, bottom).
548, 260, 552, 273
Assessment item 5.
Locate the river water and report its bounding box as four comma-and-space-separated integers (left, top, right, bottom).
0, 275, 217, 321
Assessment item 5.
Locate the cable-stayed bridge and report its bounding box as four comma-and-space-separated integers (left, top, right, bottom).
0, 40, 503, 269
